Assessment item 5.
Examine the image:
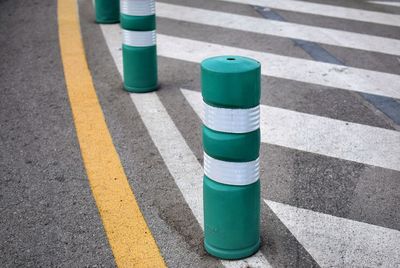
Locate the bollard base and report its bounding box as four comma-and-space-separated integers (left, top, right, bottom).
205, 238, 260, 260
123, 83, 158, 93
95, 19, 119, 24
94, 0, 119, 24
203, 176, 260, 260
122, 45, 158, 93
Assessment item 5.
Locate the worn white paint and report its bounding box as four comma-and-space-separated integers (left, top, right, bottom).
100, 22, 400, 99
368, 1, 400, 7
182, 89, 400, 171
100, 23, 272, 268
156, 34, 400, 99
221, 0, 400, 27
157, 2, 400, 56
265, 200, 400, 267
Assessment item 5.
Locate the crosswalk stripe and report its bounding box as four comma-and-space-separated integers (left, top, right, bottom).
155, 33, 400, 99
101, 23, 400, 170
368, 1, 400, 7
130, 93, 271, 268
219, 0, 400, 27
265, 200, 400, 267
99, 23, 400, 99
157, 2, 400, 56
131, 93, 204, 231
182, 89, 400, 171
100, 23, 273, 268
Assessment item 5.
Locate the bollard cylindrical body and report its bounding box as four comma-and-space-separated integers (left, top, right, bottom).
95, 0, 120, 24
120, 0, 158, 93
202, 56, 261, 260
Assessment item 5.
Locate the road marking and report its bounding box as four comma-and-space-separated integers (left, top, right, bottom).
182, 89, 400, 171
154, 33, 400, 99
101, 24, 400, 169
130, 94, 270, 268
57, 0, 166, 267
131, 93, 205, 225
368, 1, 400, 7
100, 24, 400, 99
157, 2, 400, 56
265, 200, 400, 267
100, 23, 273, 268
220, 0, 400, 27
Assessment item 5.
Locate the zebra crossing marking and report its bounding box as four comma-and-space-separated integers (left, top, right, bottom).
157, 2, 400, 56
368, 1, 400, 7
219, 0, 400, 27
265, 200, 400, 267
182, 89, 400, 171
156, 34, 400, 99
100, 24, 400, 99
131, 93, 271, 268
100, 3, 400, 265
100, 23, 273, 268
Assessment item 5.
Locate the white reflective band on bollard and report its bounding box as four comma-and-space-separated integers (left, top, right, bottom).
203, 101, 260, 133
204, 153, 259, 186
122, 30, 156, 47
120, 0, 155, 16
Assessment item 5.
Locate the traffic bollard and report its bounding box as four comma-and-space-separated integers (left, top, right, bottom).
202, 56, 261, 260
94, 0, 119, 24
120, 0, 158, 93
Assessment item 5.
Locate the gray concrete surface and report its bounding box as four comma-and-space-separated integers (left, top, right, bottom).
1, 0, 399, 267
0, 0, 115, 267
79, 1, 221, 267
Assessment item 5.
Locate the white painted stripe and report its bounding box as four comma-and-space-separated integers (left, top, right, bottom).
265, 199, 400, 267
221, 0, 400, 27
204, 102, 260, 134
122, 29, 156, 47
130, 93, 204, 224
182, 89, 400, 171
204, 153, 260, 186
368, 1, 400, 7
100, 23, 272, 268
105, 23, 400, 99
157, 3, 400, 56
157, 34, 400, 100
120, 0, 155, 16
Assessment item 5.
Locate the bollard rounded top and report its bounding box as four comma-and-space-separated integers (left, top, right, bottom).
201, 56, 260, 73
201, 56, 261, 109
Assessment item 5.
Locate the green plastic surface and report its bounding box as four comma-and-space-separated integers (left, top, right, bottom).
122, 45, 158, 93
120, 14, 156, 31
203, 126, 260, 162
204, 176, 260, 259
202, 55, 261, 259
95, 0, 119, 24
201, 56, 261, 109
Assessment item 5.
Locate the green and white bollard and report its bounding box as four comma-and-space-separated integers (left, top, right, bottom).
202, 56, 261, 260
120, 0, 158, 93
95, 0, 119, 24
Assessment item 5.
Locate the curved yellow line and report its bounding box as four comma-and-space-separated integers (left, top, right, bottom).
57, 0, 166, 267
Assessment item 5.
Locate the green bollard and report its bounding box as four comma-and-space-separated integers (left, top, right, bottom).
120, 0, 158, 93
94, 0, 119, 24
202, 56, 261, 260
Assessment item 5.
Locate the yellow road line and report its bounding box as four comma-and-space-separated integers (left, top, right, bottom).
57, 0, 166, 267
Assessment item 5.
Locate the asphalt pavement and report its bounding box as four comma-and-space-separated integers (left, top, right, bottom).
1, 0, 400, 267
